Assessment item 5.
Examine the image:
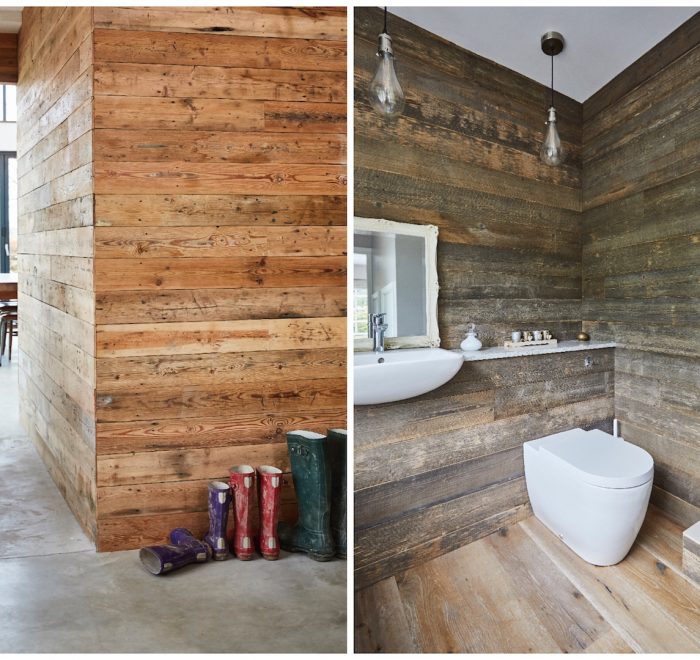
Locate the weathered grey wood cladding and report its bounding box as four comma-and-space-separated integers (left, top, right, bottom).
582, 13, 700, 528
353, 8, 616, 589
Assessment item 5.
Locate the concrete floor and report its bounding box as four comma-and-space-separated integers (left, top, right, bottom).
0, 352, 347, 653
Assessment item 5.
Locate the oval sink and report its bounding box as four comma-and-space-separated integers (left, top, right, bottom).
354, 348, 464, 406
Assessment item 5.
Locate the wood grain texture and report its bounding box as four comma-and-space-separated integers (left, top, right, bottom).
355, 509, 698, 653
95, 287, 346, 324
683, 534, 700, 586
353, 8, 593, 589
582, 22, 700, 521
93, 28, 346, 71
17, 7, 96, 543
94, 256, 346, 291
92, 7, 347, 550
93, 6, 347, 40
94, 194, 346, 227
21, 7, 347, 552
0, 33, 18, 83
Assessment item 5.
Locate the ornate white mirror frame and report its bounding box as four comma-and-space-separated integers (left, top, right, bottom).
354, 217, 440, 351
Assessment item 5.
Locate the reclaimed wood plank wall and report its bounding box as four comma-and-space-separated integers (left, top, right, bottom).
354, 8, 615, 589
91, 6, 348, 550
17, 7, 97, 541
582, 13, 700, 528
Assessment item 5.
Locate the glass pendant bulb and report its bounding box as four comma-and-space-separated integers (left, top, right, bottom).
369, 32, 405, 118
540, 106, 566, 166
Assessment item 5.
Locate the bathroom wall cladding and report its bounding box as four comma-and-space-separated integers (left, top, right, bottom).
355, 11, 584, 350
19, 7, 348, 550
354, 8, 615, 588
582, 14, 700, 528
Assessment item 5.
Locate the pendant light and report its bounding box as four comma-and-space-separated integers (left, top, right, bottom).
539, 31, 566, 166
368, 7, 405, 118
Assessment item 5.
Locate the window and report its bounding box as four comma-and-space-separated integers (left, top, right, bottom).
0, 153, 17, 273
1, 85, 16, 123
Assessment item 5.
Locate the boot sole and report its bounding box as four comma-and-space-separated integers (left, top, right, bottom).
281, 544, 335, 562
308, 552, 335, 562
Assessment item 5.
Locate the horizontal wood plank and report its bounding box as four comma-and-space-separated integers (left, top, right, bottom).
95, 287, 346, 324
96, 317, 346, 357
94, 193, 346, 227
94, 226, 346, 258
94, 28, 346, 71
94, 256, 346, 291
94, 6, 347, 40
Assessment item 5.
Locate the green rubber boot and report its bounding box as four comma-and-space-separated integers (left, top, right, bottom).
278, 430, 335, 561
327, 428, 347, 559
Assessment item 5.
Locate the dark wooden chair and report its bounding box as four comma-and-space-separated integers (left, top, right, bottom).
0, 311, 18, 365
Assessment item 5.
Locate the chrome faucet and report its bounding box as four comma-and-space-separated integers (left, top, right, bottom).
369, 313, 388, 353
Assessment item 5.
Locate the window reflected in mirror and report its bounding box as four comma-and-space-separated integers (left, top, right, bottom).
354, 229, 427, 340
353, 215, 443, 354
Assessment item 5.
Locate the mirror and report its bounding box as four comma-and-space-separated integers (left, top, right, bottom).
353, 217, 439, 351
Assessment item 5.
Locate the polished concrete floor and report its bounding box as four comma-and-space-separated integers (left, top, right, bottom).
0, 352, 347, 653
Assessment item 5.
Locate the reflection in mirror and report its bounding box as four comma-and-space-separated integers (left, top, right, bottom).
353, 217, 439, 350
354, 230, 426, 339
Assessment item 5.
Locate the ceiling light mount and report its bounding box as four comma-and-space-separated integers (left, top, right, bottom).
541, 31, 564, 57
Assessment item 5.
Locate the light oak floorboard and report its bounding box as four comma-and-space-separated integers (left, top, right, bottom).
355, 509, 699, 653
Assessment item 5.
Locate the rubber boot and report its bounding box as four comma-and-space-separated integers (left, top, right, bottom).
257, 465, 282, 560
229, 465, 256, 560
139, 529, 210, 575
278, 430, 335, 561
169, 527, 212, 560
203, 481, 231, 560
327, 428, 347, 559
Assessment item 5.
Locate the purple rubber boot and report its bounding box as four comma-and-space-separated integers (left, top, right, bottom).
139, 542, 208, 576
169, 528, 212, 560
203, 481, 232, 560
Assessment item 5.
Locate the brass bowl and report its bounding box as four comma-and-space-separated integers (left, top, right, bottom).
576, 332, 590, 341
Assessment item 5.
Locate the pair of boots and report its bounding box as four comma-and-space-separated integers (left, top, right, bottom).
279, 429, 346, 562
204, 464, 283, 561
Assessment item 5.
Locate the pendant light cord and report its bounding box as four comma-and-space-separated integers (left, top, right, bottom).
383, 6, 388, 34
550, 54, 554, 108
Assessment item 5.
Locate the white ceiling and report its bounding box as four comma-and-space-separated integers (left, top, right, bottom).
0, 7, 21, 33
390, 7, 698, 102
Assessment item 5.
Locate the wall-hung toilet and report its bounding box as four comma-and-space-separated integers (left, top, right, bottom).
524, 427, 654, 566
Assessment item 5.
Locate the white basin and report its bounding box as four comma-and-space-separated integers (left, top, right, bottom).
354, 348, 464, 405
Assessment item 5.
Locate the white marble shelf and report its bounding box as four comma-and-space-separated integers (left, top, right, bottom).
457, 340, 616, 362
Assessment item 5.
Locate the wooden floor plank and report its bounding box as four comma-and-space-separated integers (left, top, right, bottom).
486, 524, 612, 652
521, 516, 700, 653
617, 541, 700, 644
354, 511, 700, 653
393, 560, 475, 653
583, 629, 634, 653
399, 538, 561, 652
636, 504, 685, 574
354, 577, 417, 654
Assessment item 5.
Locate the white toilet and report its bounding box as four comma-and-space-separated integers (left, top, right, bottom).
524, 427, 654, 566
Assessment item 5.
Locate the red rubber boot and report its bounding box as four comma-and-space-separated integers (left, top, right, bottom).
229, 465, 256, 560
257, 465, 283, 560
